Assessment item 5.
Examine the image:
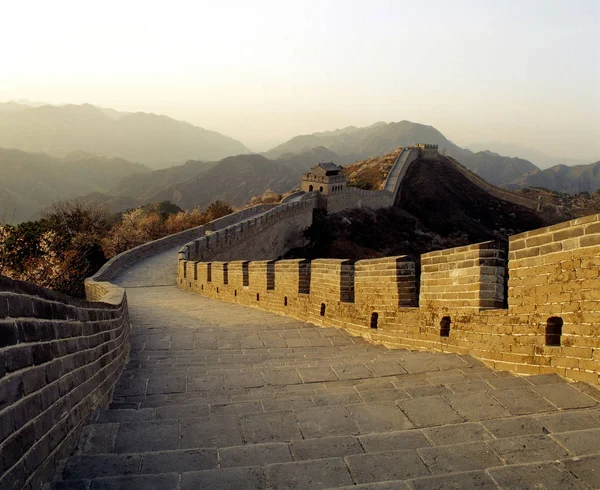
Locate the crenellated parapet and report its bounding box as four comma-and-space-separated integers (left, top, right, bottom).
179, 214, 600, 385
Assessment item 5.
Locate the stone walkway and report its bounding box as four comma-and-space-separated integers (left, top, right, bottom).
49, 248, 600, 489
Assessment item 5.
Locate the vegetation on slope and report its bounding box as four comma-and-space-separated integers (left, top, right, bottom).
0, 200, 233, 297
0, 148, 150, 223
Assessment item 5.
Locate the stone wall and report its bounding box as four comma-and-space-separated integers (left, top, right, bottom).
445, 156, 538, 210
420, 241, 506, 311
0, 276, 129, 490
179, 199, 316, 263
179, 214, 600, 385
86, 203, 275, 297
325, 187, 394, 214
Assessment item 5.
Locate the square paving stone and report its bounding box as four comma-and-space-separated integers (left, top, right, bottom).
335, 483, 409, 490
291, 435, 363, 460
345, 449, 430, 483
312, 392, 362, 406
405, 384, 453, 398
525, 373, 566, 385
488, 461, 588, 489
240, 411, 303, 443
181, 466, 265, 490
332, 364, 373, 380
535, 409, 600, 432
408, 470, 499, 490
354, 378, 396, 392
114, 421, 178, 453
53, 481, 91, 490
219, 443, 292, 467
482, 416, 545, 438
562, 454, 600, 488
397, 396, 463, 428
423, 422, 491, 446
155, 403, 209, 419
485, 376, 530, 390
266, 457, 352, 490
417, 441, 503, 474
140, 448, 218, 473
446, 381, 491, 394
551, 428, 600, 456
96, 409, 155, 423
295, 406, 359, 438
261, 368, 302, 386
210, 400, 263, 416
488, 434, 568, 464
225, 372, 264, 389
359, 430, 431, 453
444, 392, 512, 421
399, 359, 439, 374
90, 473, 179, 490
146, 376, 186, 395
261, 396, 315, 412
366, 361, 407, 377
491, 387, 557, 415
64, 454, 141, 480
187, 376, 225, 392
297, 367, 338, 383
349, 403, 414, 433
358, 389, 409, 403
180, 416, 243, 448
534, 383, 597, 409
76, 424, 119, 455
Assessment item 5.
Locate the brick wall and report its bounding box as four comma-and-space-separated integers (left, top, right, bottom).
179, 200, 316, 263
325, 188, 394, 214
420, 241, 506, 310
0, 276, 129, 490
179, 214, 600, 386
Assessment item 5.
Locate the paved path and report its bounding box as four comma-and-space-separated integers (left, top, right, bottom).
50, 247, 600, 489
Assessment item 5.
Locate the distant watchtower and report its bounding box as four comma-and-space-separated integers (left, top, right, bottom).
301, 162, 346, 196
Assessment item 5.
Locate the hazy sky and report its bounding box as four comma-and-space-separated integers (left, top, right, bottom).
1, 0, 599, 159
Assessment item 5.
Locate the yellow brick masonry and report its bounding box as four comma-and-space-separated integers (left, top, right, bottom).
179, 214, 600, 385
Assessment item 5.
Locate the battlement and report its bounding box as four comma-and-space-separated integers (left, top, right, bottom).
179, 214, 600, 385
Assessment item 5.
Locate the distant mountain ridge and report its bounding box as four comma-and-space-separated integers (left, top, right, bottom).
508, 161, 600, 194
0, 147, 150, 223
265, 120, 539, 187
0, 102, 250, 168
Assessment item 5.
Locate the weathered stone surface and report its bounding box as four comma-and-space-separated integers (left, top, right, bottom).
488, 462, 588, 489
487, 434, 568, 464
397, 396, 463, 427
290, 435, 363, 460
266, 458, 353, 490
219, 443, 291, 467
345, 449, 430, 483
417, 441, 503, 474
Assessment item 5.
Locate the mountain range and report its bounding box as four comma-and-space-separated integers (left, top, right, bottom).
1, 101, 599, 224
0, 148, 149, 223
0, 102, 250, 168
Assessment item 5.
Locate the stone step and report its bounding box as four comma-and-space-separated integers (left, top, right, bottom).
56, 424, 600, 488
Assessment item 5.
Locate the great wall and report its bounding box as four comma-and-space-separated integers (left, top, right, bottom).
2, 145, 600, 489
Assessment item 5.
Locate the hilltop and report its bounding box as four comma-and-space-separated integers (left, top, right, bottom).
287, 152, 551, 261
265, 120, 539, 187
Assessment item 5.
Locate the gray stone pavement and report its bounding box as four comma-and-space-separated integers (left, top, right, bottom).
50, 247, 600, 489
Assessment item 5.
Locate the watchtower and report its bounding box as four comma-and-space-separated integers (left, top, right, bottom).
301, 162, 346, 196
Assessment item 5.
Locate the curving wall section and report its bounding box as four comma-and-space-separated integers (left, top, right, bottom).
179, 214, 600, 386
1, 203, 276, 490
179, 198, 317, 263
0, 276, 129, 490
